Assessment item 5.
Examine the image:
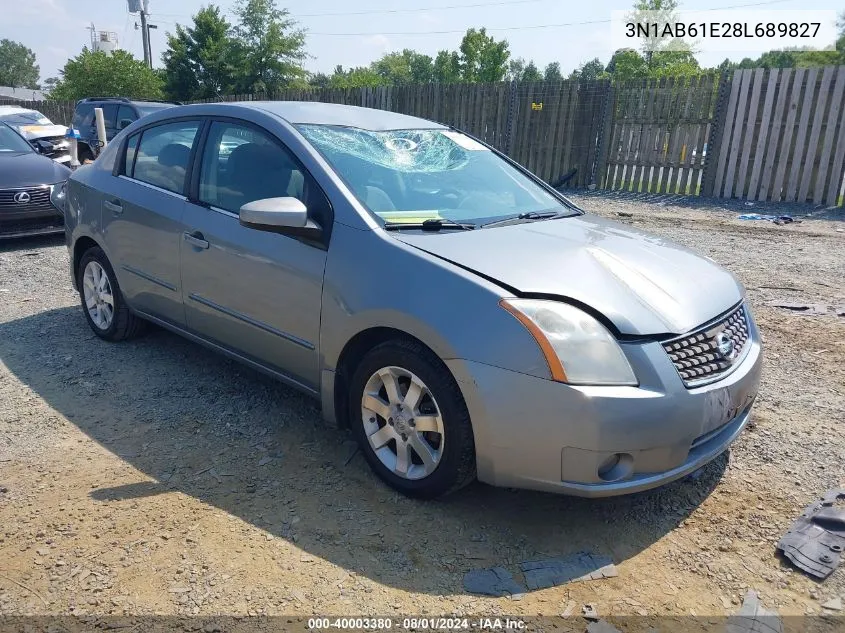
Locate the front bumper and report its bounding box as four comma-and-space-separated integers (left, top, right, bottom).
0, 186, 64, 239
446, 313, 762, 497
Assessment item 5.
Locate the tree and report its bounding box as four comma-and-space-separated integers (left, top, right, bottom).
543, 62, 563, 82
433, 50, 461, 83
506, 57, 526, 81
0, 39, 40, 89
570, 58, 606, 81
458, 28, 509, 82
329, 65, 385, 88
161, 5, 238, 101
521, 60, 542, 82
605, 48, 648, 80
49, 49, 163, 101
309, 72, 331, 88
648, 49, 700, 77
627, 0, 682, 64
232, 0, 307, 93
372, 49, 433, 85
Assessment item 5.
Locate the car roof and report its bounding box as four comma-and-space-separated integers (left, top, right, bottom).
243, 101, 445, 131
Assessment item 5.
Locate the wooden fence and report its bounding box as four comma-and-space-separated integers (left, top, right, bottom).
4, 67, 844, 206
707, 67, 845, 205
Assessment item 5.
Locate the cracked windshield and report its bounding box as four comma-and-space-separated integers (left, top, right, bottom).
297, 125, 569, 225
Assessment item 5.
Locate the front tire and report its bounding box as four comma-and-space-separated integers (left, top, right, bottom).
77, 247, 145, 341
349, 338, 476, 498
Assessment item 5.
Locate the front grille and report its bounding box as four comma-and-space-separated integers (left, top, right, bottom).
663, 304, 750, 387
0, 186, 54, 214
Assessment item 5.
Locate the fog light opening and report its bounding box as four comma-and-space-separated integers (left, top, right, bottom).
597, 453, 633, 482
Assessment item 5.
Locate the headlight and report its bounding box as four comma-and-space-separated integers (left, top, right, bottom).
500, 299, 637, 386
50, 181, 67, 214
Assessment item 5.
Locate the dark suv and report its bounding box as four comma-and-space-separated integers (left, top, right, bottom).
71, 98, 180, 161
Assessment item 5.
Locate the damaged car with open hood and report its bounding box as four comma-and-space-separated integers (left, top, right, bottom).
0, 106, 70, 164
63, 102, 763, 499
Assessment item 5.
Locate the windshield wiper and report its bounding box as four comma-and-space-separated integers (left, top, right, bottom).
481, 210, 571, 228
383, 218, 476, 232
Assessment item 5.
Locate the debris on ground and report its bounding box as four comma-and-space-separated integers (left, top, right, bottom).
726, 590, 783, 633
582, 603, 599, 621
737, 213, 801, 225
463, 567, 525, 598
821, 597, 842, 611
520, 551, 618, 590
768, 302, 832, 316
777, 489, 845, 579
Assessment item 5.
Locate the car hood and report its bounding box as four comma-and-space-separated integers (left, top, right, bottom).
391, 214, 743, 336
0, 152, 72, 188
18, 124, 68, 140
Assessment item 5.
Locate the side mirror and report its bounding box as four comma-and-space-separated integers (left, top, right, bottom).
239, 197, 323, 240
119, 119, 133, 130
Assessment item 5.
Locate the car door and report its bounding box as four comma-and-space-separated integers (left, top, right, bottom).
180, 119, 331, 391
100, 118, 202, 326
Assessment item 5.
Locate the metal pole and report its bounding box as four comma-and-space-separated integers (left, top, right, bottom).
140, 9, 151, 69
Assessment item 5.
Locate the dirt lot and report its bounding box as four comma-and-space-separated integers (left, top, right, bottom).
1, 194, 843, 627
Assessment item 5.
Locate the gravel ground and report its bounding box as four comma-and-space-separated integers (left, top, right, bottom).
0, 194, 843, 625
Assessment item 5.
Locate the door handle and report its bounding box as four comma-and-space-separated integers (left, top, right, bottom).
104, 199, 122, 215
183, 231, 209, 249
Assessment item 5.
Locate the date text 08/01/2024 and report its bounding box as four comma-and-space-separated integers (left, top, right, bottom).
307, 617, 528, 630
626, 21, 821, 39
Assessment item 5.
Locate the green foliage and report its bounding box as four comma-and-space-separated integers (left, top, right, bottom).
329, 65, 386, 89
459, 28, 509, 82
231, 0, 306, 92
0, 39, 40, 89
506, 57, 526, 81
570, 58, 607, 81
520, 60, 542, 82
372, 49, 434, 85
162, 5, 239, 101
50, 49, 163, 101
543, 62, 563, 82
606, 48, 649, 80
433, 50, 461, 83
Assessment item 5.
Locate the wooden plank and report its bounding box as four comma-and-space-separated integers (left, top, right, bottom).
824, 70, 845, 205
558, 81, 577, 182
722, 69, 752, 198
735, 68, 765, 199
758, 70, 792, 201
747, 69, 779, 200
712, 71, 743, 198
799, 66, 834, 203
662, 77, 690, 192
770, 68, 805, 201
785, 67, 818, 201
631, 78, 658, 191
814, 67, 845, 204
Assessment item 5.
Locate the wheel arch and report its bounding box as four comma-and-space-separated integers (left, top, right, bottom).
330, 326, 457, 431
72, 235, 102, 287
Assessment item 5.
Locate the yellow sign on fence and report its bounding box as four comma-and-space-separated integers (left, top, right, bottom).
531, 102, 543, 111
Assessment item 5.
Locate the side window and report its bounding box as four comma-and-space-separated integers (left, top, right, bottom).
131, 121, 200, 194
100, 104, 118, 130
117, 105, 136, 131
123, 132, 140, 176
74, 104, 94, 129
199, 121, 319, 215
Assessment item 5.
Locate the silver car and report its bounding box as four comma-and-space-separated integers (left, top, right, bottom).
61, 102, 762, 499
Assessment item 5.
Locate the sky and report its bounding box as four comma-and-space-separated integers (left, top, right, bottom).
2, 0, 842, 84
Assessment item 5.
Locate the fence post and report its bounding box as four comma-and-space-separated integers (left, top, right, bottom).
591, 80, 615, 189
700, 71, 732, 197
504, 80, 519, 157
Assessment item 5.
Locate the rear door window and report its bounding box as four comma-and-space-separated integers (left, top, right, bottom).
117, 105, 137, 130
130, 121, 200, 194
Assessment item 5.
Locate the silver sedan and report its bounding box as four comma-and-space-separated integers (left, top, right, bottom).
61, 101, 762, 498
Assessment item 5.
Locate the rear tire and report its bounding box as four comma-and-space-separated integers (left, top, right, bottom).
77, 246, 145, 341
349, 338, 476, 498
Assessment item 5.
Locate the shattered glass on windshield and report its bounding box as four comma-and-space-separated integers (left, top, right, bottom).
297, 126, 476, 173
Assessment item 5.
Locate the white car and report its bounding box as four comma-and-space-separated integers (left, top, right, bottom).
0, 107, 70, 164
